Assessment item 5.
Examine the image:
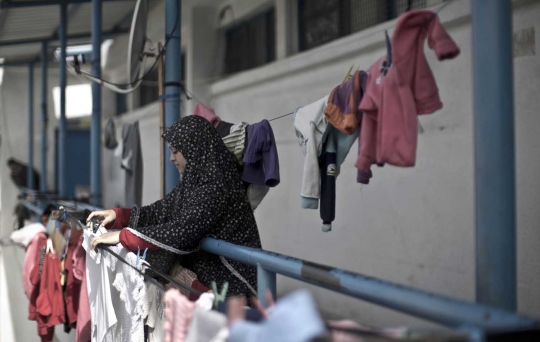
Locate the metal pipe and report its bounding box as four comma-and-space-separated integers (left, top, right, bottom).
90, 0, 102, 206
200, 238, 537, 331
257, 265, 276, 306
40, 42, 48, 193
164, 0, 181, 194
27, 63, 35, 190
58, 3, 67, 197
471, 0, 516, 310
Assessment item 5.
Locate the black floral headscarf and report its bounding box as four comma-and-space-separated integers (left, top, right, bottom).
127, 115, 261, 297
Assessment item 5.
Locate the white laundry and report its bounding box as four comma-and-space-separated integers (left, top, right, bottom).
83, 230, 146, 342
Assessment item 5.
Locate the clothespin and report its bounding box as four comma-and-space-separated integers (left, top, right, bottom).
136, 247, 148, 266
46, 238, 55, 254
211, 281, 229, 309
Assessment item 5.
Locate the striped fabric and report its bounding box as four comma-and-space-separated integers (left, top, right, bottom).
222, 122, 248, 165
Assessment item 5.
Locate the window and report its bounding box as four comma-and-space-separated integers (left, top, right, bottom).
224, 9, 276, 74
52, 84, 92, 119
298, 0, 427, 51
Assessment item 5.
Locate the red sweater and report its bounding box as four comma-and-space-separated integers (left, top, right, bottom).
36, 253, 66, 341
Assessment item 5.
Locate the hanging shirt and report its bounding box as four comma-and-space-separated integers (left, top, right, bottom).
65, 229, 83, 327
143, 282, 166, 342
222, 122, 248, 165
23, 232, 47, 299
83, 230, 146, 342
35, 251, 66, 342
163, 289, 197, 342
73, 236, 92, 342
11, 222, 46, 248
242, 120, 280, 187
325, 71, 367, 136
293, 96, 330, 209
121, 121, 144, 207
216, 121, 234, 139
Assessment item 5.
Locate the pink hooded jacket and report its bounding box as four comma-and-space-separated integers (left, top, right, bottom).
357, 10, 460, 175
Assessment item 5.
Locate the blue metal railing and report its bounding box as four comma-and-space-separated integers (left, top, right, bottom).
18, 199, 539, 340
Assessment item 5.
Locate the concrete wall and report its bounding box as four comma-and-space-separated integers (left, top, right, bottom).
2, 0, 540, 339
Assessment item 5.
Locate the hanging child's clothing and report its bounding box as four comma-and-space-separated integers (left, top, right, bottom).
23, 232, 48, 299
325, 71, 367, 136
144, 282, 166, 342
242, 120, 280, 188
357, 10, 460, 178
33, 249, 66, 342
293, 95, 330, 209
83, 230, 146, 342
163, 289, 197, 342
65, 229, 83, 328
73, 236, 91, 342
193, 102, 221, 128
11, 222, 46, 248
222, 122, 248, 165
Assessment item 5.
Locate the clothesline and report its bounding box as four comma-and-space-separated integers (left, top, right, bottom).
67, 212, 205, 297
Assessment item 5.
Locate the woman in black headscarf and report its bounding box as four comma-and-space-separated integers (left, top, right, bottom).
87, 115, 261, 298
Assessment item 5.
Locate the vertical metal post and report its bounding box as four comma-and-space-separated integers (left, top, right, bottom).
27, 63, 35, 190
257, 264, 277, 307
40, 42, 48, 193
91, 0, 102, 206
471, 0, 516, 310
164, 0, 181, 194
58, 3, 67, 198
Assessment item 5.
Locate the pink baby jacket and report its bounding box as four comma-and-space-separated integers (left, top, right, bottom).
357, 10, 460, 174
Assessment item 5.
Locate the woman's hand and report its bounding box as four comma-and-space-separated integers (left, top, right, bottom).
86, 209, 116, 229
90, 231, 121, 251
251, 290, 275, 318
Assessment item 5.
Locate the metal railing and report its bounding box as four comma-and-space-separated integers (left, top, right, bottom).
17, 199, 539, 341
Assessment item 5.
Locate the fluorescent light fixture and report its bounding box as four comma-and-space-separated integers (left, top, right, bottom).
54, 39, 114, 63
52, 84, 92, 119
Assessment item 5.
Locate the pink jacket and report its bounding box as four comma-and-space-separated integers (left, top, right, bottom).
357, 10, 460, 174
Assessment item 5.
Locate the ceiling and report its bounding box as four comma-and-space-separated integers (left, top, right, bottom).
0, 0, 141, 65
